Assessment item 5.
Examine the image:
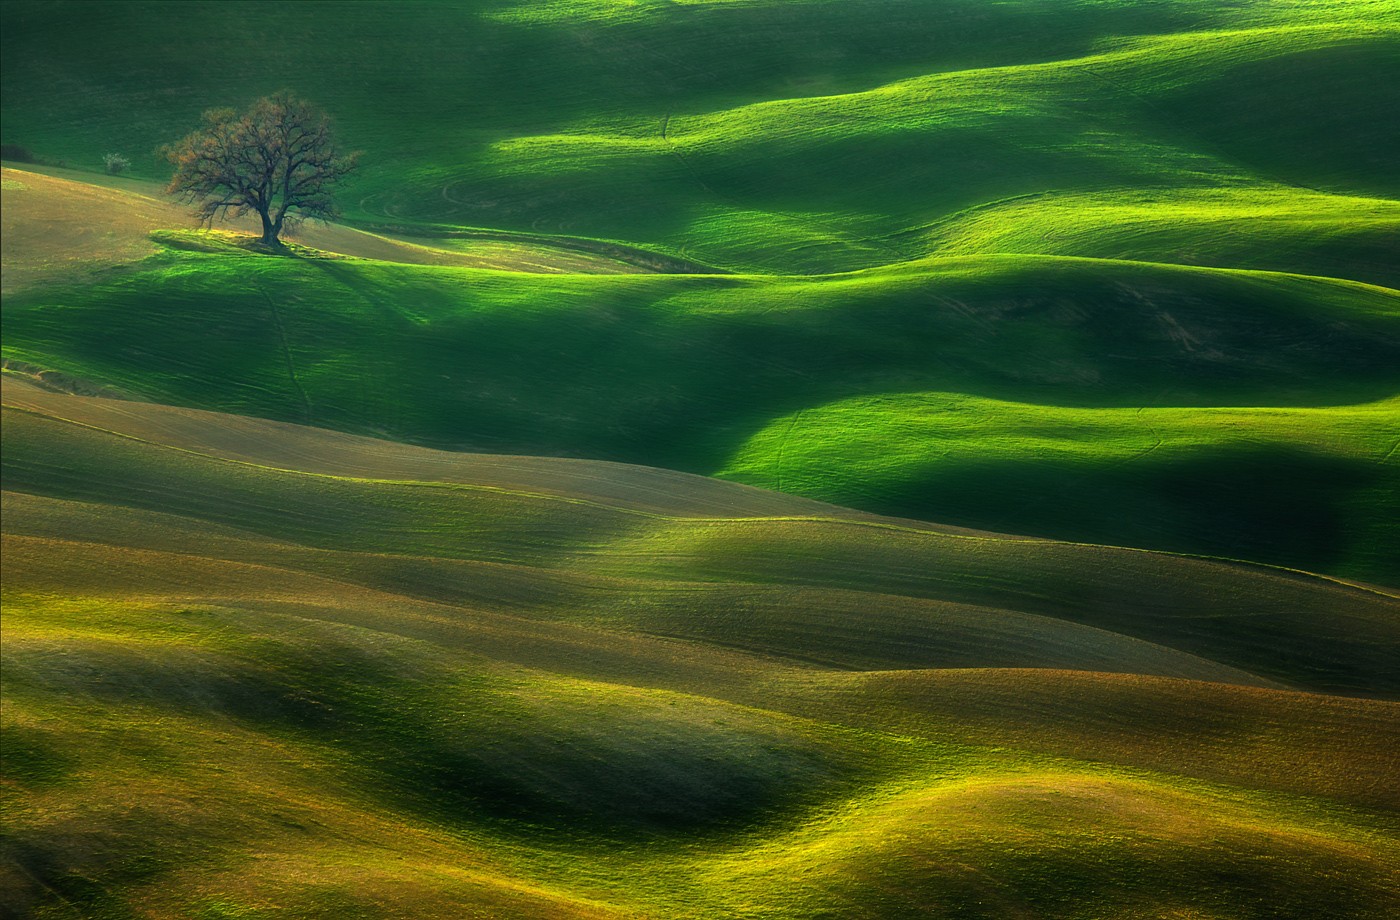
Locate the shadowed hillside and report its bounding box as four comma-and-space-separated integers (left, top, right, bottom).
4, 216, 1397, 582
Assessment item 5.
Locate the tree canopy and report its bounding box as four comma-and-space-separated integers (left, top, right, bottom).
165, 92, 358, 246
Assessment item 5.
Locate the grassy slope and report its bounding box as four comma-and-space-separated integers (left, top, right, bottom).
3, 0, 1398, 579
0, 165, 659, 284
718, 391, 1400, 579
4, 231, 1397, 581
2, 1, 1397, 275
474, 19, 1400, 274
9, 377, 1398, 695
3, 380, 1398, 918
926, 188, 1400, 290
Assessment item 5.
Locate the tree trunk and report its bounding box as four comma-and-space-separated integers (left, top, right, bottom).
258, 207, 279, 246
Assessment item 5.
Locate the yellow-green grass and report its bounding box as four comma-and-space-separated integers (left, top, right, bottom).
925, 187, 1400, 288
9, 593, 1398, 919
681, 770, 1399, 920
4, 2, 1400, 915
718, 391, 1400, 580
0, 167, 195, 295
766, 668, 1400, 812
7, 569, 1398, 917
5, 1, 1398, 583
4, 383, 1399, 918
0, 166, 656, 285
4, 378, 1397, 696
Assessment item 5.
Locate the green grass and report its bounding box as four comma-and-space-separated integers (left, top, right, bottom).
926, 188, 1400, 289
3, 1, 1397, 273
3, 379, 1399, 918
0, 166, 663, 285
4, 0, 1397, 580
4, 237, 1397, 581
718, 392, 1400, 578
4, 379, 1397, 698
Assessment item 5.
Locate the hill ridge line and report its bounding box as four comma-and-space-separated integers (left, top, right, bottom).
0, 529, 1290, 699
7, 400, 1395, 603
836, 253, 1400, 298
9, 165, 1398, 287
557, 22, 1400, 144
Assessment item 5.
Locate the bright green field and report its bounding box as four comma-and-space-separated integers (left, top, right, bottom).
4, 230, 1396, 581
3, 0, 1400, 917
718, 391, 1400, 579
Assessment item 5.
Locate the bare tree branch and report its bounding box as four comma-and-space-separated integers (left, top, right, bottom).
165, 92, 359, 246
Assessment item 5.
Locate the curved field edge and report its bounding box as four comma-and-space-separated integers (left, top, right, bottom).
8, 654, 1398, 919
4, 377, 1397, 698
2, 2, 1398, 917
0, 165, 673, 291
717, 390, 1400, 581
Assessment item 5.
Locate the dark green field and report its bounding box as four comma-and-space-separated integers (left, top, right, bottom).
2, 1, 1398, 917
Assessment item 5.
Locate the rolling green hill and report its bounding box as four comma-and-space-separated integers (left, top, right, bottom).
4, 217, 1397, 582
718, 391, 1400, 579
0, 166, 662, 293
4, 377, 1398, 918
3, 2, 1399, 915
4, 0, 1397, 274
8, 375, 1399, 694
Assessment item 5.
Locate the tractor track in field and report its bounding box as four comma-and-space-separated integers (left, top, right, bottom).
660, 112, 724, 203
256, 283, 314, 425
658, 112, 909, 268
773, 408, 806, 493
1125, 406, 1165, 465
1379, 436, 1400, 465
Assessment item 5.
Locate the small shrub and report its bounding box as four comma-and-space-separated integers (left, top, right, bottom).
0, 144, 36, 163
104, 152, 131, 175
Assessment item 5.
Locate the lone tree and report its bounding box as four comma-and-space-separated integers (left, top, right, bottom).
165, 92, 358, 247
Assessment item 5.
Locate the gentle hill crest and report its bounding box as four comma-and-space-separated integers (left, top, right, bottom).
3, 0, 1397, 272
